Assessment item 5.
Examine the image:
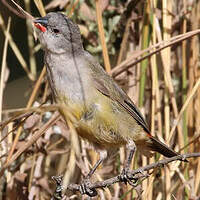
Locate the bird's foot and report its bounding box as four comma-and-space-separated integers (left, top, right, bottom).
118, 168, 138, 187
79, 177, 97, 197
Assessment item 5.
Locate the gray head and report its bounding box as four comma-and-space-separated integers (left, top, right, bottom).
34, 12, 83, 54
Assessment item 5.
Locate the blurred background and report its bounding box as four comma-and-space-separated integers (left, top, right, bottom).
0, 0, 200, 199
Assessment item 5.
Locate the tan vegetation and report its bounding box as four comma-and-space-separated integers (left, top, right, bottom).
0, 0, 200, 199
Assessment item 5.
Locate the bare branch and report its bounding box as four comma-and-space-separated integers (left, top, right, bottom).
111, 30, 200, 78
66, 153, 200, 196
2, 0, 34, 20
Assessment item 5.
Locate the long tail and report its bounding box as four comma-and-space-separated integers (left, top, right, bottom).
149, 136, 178, 158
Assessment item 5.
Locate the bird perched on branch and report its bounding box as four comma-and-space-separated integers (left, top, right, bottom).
34, 12, 180, 196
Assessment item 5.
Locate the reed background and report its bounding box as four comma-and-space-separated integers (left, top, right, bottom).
0, 0, 200, 199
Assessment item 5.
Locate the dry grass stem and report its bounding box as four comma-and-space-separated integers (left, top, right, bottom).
1, 1, 200, 199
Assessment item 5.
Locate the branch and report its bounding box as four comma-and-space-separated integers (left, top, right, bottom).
65, 153, 200, 195
111, 29, 200, 78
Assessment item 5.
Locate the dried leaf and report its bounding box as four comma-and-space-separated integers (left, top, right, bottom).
23, 114, 40, 130
80, 3, 95, 21
45, 0, 69, 10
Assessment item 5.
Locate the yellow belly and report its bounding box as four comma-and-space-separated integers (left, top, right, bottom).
57, 92, 148, 149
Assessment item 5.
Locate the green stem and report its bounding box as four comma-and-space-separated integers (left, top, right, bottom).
139, 2, 152, 107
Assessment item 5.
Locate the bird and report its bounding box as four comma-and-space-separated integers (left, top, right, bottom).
34, 12, 180, 196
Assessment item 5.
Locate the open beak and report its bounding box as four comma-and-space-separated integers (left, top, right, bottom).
34, 18, 48, 33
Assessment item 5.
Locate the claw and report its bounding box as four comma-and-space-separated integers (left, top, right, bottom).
119, 168, 138, 187
79, 178, 97, 197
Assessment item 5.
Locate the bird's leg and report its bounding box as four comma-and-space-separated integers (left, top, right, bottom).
79, 150, 107, 197
119, 140, 137, 186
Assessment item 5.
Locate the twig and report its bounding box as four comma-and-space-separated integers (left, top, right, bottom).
168, 77, 200, 143
2, 0, 34, 20
111, 29, 200, 78
0, 113, 60, 177
66, 153, 200, 196
0, 14, 34, 80
95, 0, 111, 72
0, 18, 11, 125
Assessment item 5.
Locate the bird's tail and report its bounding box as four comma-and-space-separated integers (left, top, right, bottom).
148, 136, 178, 158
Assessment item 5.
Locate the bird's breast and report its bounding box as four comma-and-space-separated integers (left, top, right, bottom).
45, 52, 93, 103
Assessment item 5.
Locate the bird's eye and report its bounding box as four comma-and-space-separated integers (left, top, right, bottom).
53, 29, 60, 34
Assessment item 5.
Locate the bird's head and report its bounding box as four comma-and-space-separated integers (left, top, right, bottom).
34, 12, 83, 54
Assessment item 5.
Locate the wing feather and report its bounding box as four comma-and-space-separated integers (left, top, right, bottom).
92, 72, 150, 134
85, 51, 150, 134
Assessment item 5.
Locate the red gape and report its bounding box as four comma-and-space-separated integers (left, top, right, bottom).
34, 23, 46, 32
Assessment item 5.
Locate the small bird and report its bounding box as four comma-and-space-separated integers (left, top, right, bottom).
34, 12, 179, 196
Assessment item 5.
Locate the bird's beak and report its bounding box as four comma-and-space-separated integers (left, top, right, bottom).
34, 18, 48, 33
